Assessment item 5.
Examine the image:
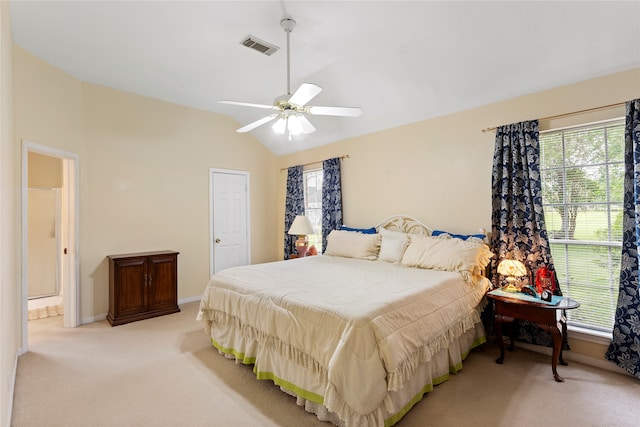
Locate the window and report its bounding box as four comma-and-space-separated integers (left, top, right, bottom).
303, 168, 323, 253
540, 119, 624, 333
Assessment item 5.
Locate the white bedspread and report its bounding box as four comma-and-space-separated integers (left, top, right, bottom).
198, 255, 489, 423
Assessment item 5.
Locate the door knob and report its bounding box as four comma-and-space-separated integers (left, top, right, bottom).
215, 238, 221, 243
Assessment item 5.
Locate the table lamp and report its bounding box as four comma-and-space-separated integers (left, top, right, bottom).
497, 259, 527, 291
288, 215, 315, 257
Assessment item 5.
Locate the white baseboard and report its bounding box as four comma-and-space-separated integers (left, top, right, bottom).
514, 341, 631, 376
80, 296, 201, 325
6, 350, 18, 427
80, 313, 106, 325
179, 295, 201, 304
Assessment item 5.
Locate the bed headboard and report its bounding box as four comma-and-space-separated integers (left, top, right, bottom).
375, 215, 432, 235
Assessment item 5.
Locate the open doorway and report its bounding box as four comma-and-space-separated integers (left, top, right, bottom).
27, 185, 63, 318
21, 141, 79, 353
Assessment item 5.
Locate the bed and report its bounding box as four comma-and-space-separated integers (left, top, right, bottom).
197, 215, 493, 427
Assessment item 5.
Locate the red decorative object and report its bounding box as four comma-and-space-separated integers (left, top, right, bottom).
535, 266, 556, 294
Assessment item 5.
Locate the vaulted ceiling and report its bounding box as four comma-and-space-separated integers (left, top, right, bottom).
9, 1, 640, 155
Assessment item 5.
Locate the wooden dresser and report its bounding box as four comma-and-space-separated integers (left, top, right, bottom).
107, 250, 180, 326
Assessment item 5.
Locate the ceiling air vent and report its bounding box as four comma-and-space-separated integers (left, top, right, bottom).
240, 35, 279, 56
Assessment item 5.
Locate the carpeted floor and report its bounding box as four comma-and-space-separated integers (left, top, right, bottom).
11, 301, 640, 427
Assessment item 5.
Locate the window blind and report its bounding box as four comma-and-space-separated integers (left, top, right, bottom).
303, 168, 323, 253
540, 119, 624, 332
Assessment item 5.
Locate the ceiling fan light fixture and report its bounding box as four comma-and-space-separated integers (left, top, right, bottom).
272, 116, 287, 134
272, 109, 317, 140
287, 115, 304, 135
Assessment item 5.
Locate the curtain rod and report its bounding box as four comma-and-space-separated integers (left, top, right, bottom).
280, 154, 350, 172
480, 102, 625, 133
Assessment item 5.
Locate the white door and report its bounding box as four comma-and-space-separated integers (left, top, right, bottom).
210, 169, 250, 275
22, 141, 80, 354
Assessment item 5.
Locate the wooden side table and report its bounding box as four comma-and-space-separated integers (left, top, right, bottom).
487, 291, 580, 382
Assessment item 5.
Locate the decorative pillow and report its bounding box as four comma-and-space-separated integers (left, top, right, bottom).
325, 230, 381, 260
378, 228, 410, 263
432, 229, 486, 241
401, 234, 493, 275
339, 225, 377, 234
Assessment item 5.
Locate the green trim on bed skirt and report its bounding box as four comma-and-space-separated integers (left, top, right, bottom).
449, 334, 486, 374
469, 334, 487, 352
254, 370, 325, 405
384, 332, 487, 427
384, 381, 434, 427
210, 338, 256, 365
208, 339, 323, 405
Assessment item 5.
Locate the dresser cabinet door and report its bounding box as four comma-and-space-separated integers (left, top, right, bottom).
111, 256, 148, 319
147, 253, 178, 312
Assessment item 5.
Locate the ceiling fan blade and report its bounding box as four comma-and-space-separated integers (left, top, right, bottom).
288, 83, 322, 107
236, 114, 279, 133
298, 115, 316, 134
219, 100, 278, 110
307, 106, 363, 117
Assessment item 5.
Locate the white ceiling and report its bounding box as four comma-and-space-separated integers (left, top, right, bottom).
9, 1, 640, 156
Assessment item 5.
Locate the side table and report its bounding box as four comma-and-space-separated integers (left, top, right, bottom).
487, 291, 580, 382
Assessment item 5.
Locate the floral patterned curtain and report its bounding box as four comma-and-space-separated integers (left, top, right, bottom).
284, 165, 304, 260
606, 99, 640, 377
491, 119, 561, 346
321, 158, 343, 252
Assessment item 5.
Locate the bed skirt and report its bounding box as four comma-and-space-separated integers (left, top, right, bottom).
202, 313, 486, 427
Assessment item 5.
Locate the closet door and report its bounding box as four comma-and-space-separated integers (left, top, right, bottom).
210, 169, 250, 275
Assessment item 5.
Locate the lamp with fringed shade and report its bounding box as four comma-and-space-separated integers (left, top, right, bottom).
497, 259, 527, 291
288, 215, 315, 257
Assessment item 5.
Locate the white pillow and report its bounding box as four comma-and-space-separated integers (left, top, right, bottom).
378, 228, 410, 263
324, 230, 381, 260
401, 234, 493, 275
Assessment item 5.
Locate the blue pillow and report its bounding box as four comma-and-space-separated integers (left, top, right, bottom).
339, 225, 377, 234
432, 229, 486, 241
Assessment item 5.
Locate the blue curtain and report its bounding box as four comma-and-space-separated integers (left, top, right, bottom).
606, 99, 640, 377
491, 120, 561, 346
284, 165, 304, 260
321, 158, 343, 252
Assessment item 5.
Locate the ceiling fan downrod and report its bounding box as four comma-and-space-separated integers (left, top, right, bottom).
280, 18, 296, 96
218, 16, 361, 135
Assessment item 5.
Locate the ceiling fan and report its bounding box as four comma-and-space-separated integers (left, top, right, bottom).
219, 18, 362, 138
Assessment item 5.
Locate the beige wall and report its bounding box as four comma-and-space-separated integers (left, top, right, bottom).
13, 46, 280, 322
28, 152, 62, 188
80, 83, 278, 318
13, 47, 83, 156
0, 3, 17, 427
277, 67, 640, 365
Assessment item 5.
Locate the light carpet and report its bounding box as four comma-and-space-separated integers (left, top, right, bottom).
11, 301, 640, 427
